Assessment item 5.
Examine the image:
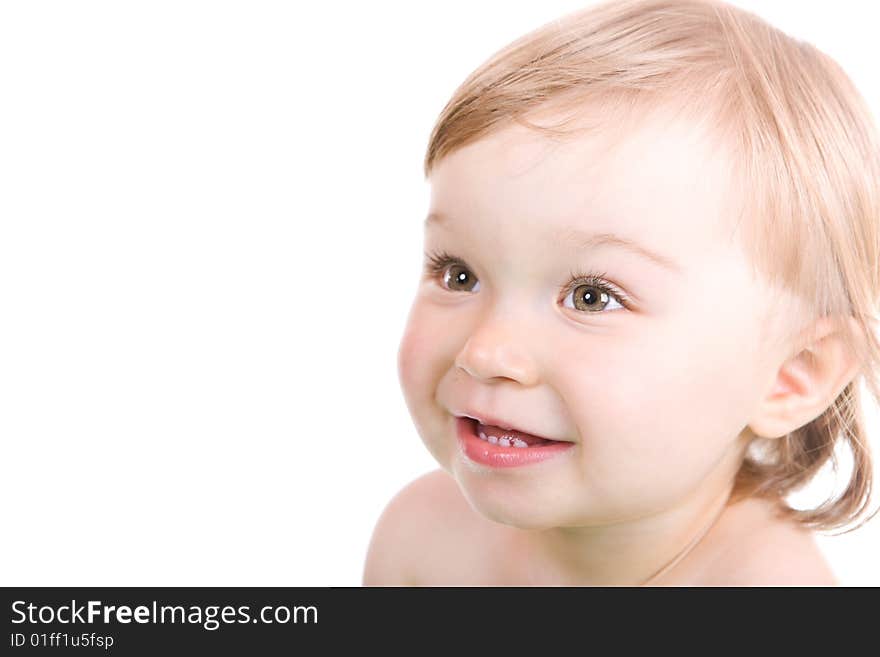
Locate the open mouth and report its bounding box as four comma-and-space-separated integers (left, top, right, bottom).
456, 417, 574, 468
471, 418, 559, 447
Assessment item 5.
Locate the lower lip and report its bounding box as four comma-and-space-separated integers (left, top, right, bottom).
456, 417, 575, 468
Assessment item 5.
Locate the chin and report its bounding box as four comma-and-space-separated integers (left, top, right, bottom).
451, 467, 574, 531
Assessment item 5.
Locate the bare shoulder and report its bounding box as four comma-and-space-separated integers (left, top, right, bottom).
362, 469, 488, 586
700, 499, 840, 586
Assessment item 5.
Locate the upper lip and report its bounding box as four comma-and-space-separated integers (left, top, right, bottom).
453, 409, 568, 442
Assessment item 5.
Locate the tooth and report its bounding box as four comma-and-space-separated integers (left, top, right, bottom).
488, 436, 498, 444
512, 438, 527, 448
479, 431, 487, 440
498, 438, 510, 447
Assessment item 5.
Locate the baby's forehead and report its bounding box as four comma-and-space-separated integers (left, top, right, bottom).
463, 103, 724, 188
430, 107, 735, 261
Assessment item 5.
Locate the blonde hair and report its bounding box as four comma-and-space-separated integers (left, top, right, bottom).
423, 0, 880, 534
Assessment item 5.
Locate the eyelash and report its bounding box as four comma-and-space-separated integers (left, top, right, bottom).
422, 248, 632, 311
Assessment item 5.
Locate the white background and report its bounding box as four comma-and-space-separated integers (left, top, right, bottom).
1, 0, 878, 586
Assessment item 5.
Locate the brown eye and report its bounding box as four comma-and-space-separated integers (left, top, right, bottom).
443, 264, 479, 292
564, 283, 624, 313
424, 250, 630, 314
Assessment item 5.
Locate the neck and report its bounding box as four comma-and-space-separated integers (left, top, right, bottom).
638, 487, 732, 586
510, 463, 741, 587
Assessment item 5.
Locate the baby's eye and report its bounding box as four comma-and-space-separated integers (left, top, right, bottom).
441, 262, 480, 293
423, 249, 630, 314
425, 251, 481, 293
561, 281, 625, 313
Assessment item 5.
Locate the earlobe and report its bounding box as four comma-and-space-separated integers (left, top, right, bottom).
748, 316, 863, 440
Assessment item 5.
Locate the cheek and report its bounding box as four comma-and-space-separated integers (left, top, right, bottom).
397, 309, 432, 405
556, 304, 762, 505
397, 299, 456, 410
397, 300, 463, 469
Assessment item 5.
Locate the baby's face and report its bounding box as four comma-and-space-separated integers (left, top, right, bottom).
398, 105, 792, 529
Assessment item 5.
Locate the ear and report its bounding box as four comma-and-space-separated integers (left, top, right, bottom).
748, 316, 864, 440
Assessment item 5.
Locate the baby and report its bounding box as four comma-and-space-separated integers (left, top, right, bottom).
364, 0, 880, 586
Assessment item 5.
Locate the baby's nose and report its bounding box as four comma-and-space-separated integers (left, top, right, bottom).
454, 317, 540, 386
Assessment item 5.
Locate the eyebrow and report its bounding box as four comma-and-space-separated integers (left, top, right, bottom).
425, 212, 682, 274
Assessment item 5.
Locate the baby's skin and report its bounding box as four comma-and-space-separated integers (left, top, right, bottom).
364, 469, 837, 585
366, 101, 850, 586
